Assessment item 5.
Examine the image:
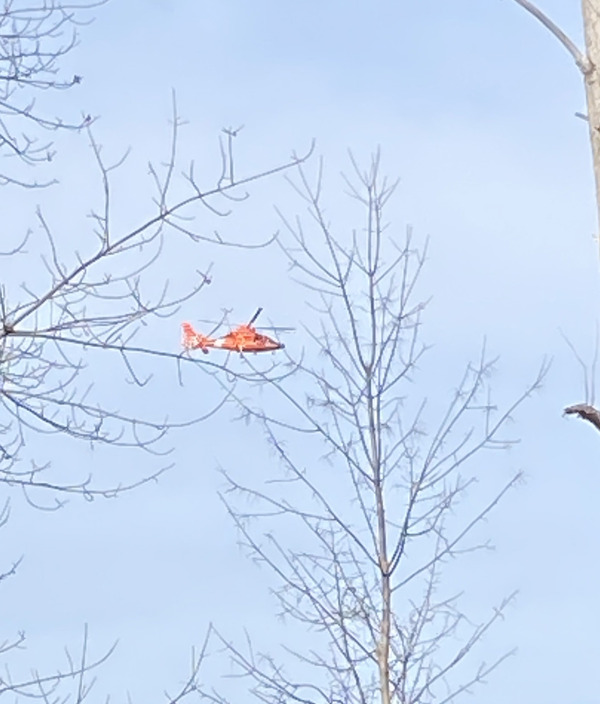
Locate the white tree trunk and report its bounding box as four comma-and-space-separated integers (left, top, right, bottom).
582, 0, 600, 242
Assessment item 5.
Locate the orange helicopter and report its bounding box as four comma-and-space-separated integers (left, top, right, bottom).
182, 308, 286, 354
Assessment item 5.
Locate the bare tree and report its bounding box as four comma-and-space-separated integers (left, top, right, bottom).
212, 153, 545, 704
0, 1, 312, 699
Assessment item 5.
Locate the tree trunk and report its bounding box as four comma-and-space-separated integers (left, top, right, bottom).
582, 0, 600, 243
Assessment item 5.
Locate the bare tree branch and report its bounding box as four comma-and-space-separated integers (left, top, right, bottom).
0, 94, 313, 503
564, 402, 600, 432
510, 0, 591, 73
0, 0, 105, 186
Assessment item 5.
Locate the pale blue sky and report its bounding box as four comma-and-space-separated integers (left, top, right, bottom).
1, 1, 597, 702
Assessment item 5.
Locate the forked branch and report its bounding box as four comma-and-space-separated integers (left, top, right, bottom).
510, 0, 591, 73
0, 96, 313, 502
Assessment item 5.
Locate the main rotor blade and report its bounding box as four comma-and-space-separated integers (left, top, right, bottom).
248, 307, 263, 326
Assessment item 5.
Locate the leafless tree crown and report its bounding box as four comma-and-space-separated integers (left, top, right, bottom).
215, 153, 545, 704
